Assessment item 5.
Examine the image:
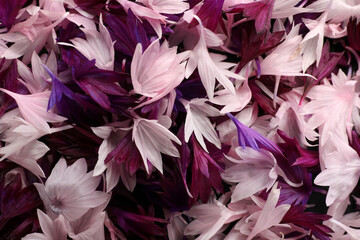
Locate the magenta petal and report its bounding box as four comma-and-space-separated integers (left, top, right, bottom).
190, 137, 223, 202
0, 0, 27, 30
189, 0, 225, 31
231, 0, 275, 32
348, 17, 360, 52
282, 205, 333, 240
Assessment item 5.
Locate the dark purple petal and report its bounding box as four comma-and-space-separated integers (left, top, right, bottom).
8, 214, 39, 239
109, 207, 166, 240
44, 65, 103, 124
172, 125, 192, 200
248, 78, 278, 116
348, 17, 360, 52
73, 68, 128, 96
57, 23, 88, 68
0, 60, 26, 116
0, 174, 41, 231
43, 126, 102, 164
276, 131, 314, 204
156, 168, 191, 212
43, 64, 74, 111
71, 60, 129, 110
232, 22, 284, 71
190, 137, 224, 203
74, 0, 107, 15
176, 76, 207, 101
105, 131, 142, 175
277, 130, 319, 168
76, 79, 111, 109
0, 0, 27, 30
281, 205, 333, 240
350, 130, 360, 157
74, 78, 127, 110
103, 9, 149, 56
126, 9, 150, 50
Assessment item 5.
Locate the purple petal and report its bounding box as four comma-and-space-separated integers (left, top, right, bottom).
227, 113, 282, 155
103, 10, 149, 56
43, 65, 72, 111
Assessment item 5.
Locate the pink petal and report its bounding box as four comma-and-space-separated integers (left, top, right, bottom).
0, 89, 67, 130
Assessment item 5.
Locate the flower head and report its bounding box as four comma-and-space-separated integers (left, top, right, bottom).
34, 158, 109, 221
131, 40, 189, 108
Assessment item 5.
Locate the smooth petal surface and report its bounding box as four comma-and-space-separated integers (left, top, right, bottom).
131, 40, 189, 108
246, 184, 290, 240
133, 118, 181, 173
0, 89, 67, 131
183, 98, 221, 151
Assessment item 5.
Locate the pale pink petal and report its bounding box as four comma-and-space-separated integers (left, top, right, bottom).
16, 51, 54, 93
117, 0, 165, 19
133, 118, 181, 173
183, 98, 221, 151
0, 89, 67, 131
66, 14, 97, 30
301, 12, 327, 71
0, 111, 70, 177
167, 213, 187, 240
91, 123, 135, 191
222, 148, 278, 202
106, 162, 136, 192
37, 210, 67, 240
22, 233, 48, 240
304, 18, 347, 39
118, 163, 136, 192
2, 39, 29, 59
91, 125, 116, 175
17, 60, 40, 93
246, 184, 290, 240
40, 0, 67, 22
137, 0, 189, 14
66, 14, 114, 70
116, 0, 165, 37
34, 158, 110, 221
212, 79, 252, 114
185, 200, 245, 240
330, 219, 360, 240
185, 25, 236, 99
269, 91, 318, 146
131, 40, 189, 109
1, 13, 69, 64
308, 0, 360, 23
301, 70, 358, 146
5, 140, 47, 177
261, 24, 313, 77
314, 138, 360, 206
272, 0, 311, 18
24, 209, 68, 240
31, 51, 47, 84
68, 207, 106, 240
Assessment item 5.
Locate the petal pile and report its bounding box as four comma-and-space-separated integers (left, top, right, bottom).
0, 0, 360, 239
